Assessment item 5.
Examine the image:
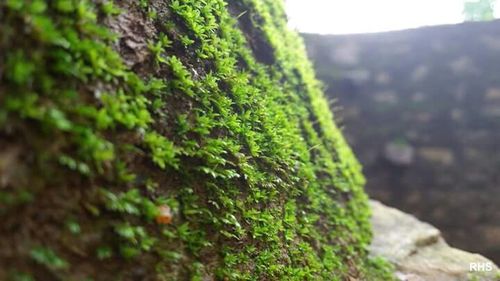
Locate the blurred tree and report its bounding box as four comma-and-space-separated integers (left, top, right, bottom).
463, 0, 496, 21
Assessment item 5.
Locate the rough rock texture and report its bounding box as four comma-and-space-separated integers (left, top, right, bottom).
370, 200, 499, 281
302, 20, 500, 263
0, 0, 392, 280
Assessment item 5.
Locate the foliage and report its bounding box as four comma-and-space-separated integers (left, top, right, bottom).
30, 246, 68, 270
0, 0, 392, 280
464, 0, 496, 21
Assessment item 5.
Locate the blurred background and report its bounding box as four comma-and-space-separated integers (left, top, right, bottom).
286, 0, 500, 264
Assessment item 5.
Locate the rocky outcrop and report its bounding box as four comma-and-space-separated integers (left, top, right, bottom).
370, 200, 499, 281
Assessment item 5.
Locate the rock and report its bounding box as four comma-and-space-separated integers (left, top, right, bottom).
418, 147, 454, 166
449, 56, 478, 76
483, 106, 500, 117
370, 200, 499, 281
345, 69, 371, 83
0, 146, 23, 188
383, 141, 415, 166
332, 41, 360, 65
485, 88, 500, 101
480, 35, 500, 51
411, 65, 430, 82
374, 91, 398, 104
375, 72, 392, 85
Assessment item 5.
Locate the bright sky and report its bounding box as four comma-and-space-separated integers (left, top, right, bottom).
285, 0, 500, 34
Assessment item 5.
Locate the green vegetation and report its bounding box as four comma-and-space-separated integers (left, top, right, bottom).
464, 0, 496, 21
30, 246, 68, 270
0, 0, 393, 280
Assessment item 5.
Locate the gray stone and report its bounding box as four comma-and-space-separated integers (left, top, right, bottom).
374, 91, 398, 104
383, 141, 415, 166
485, 88, 500, 101
449, 56, 478, 76
418, 147, 454, 166
375, 72, 392, 85
331, 41, 360, 65
370, 200, 499, 281
411, 65, 430, 82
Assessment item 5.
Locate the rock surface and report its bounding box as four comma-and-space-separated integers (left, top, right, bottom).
370, 200, 499, 281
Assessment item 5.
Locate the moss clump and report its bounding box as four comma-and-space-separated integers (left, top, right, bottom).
0, 0, 393, 280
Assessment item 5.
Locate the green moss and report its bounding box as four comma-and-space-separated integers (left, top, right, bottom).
30, 246, 68, 270
0, 0, 393, 280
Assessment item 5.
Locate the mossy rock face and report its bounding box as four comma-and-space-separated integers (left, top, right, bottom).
0, 0, 391, 280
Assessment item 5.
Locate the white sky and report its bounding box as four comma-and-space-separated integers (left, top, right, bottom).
285, 0, 500, 34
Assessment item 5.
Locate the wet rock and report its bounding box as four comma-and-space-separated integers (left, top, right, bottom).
370, 200, 499, 281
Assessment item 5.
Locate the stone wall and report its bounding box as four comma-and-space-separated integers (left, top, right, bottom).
303, 20, 500, 263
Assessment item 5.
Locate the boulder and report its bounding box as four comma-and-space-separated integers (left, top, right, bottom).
370, 200, 499, 281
